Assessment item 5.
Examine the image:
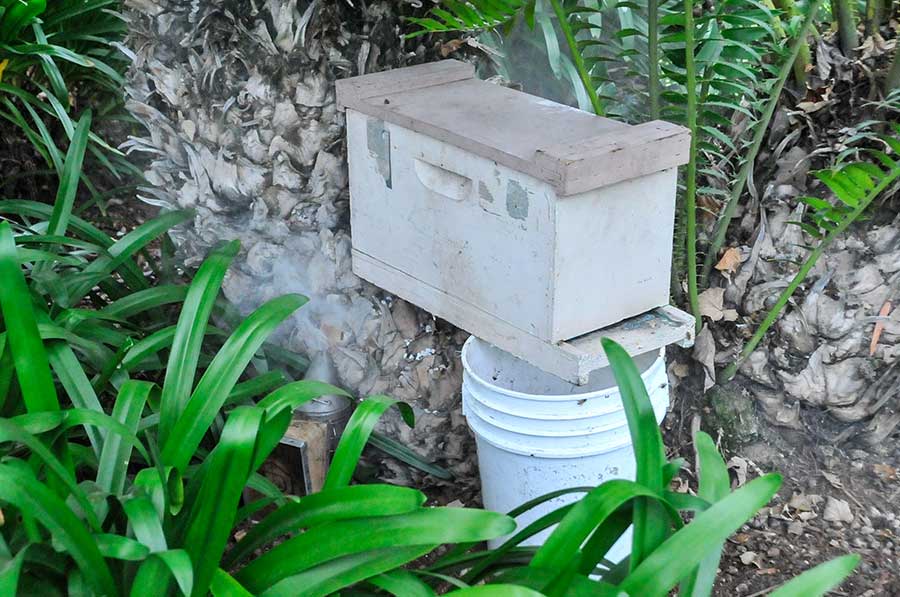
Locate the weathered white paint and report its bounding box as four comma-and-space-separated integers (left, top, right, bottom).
336, 60, 690, 194
341, 60, 693, 383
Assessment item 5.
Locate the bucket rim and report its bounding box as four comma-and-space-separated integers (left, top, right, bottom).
467, 414, 635, 457
461, 336, 663, 401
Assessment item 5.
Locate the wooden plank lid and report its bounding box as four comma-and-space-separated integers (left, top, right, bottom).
336, 60, 690, 196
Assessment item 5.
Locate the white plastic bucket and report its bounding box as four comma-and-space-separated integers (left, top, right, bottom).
461, 336, 669, 561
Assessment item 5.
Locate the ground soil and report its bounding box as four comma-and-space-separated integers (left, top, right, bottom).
665, 354, 900, 596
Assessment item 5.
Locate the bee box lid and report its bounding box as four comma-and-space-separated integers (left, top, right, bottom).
336, 60, 690, 196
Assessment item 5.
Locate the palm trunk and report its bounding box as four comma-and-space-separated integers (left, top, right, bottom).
123, 1, 477, 481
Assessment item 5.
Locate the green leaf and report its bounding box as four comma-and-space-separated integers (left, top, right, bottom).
210, 569, 253, 597
324, 395, 414, 490
531, 480, 672, 571
122, 495, 168, 553
46, 342, 105, 453
768, 554, 859, 596
814, 170, 863, 207
69, 209, 193, 301
101, 285, 189, 319
181, 406, 264, 595
0, 549, 27, 596
369, 570, 437, 597
261, 546, 434, 597
0, 221, 59, 412
255, 380, 351, 416
0, 419, 101, 529
0, 464, 118, 597
162, 293, 307, 472
225, 485, 426, 567
97, 381, 153, 495
158, 240, 239, 448
130, 550, 194, 597
367, 431, 453, 480
95, 534, 151, 561
620, 474, 782, 597
45, 111, 92, 239
446, 586, 547, 596
681, 431, 731, 597
235, 509, 516, 593
601, 338, 668, 567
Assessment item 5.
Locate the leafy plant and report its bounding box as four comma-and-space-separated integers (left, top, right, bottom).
0, 206, 511, 595
407, 0, 820, 334
0, 0, 136, 209
699, 0, 824, 285
721, 129, 900, 380
0, 240, 859, 597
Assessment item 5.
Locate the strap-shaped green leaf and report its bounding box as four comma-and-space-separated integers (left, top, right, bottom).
45, 111, 92, 239
97, 380, 153, 494
262, 546, 434, 597
0, 221, 59, 412
324, 394, 413, 490
601, 338, 669, 567
210, 568, 252, 597
0, 419, 101, 529
158, 239, 239, 448
161, 293, 306, 471
767, 554, 859, 597
225, 484, 426, 568
532, 480, 675, 571
620, 474, 782, 597
235, 508, 515, 593
680, 431, 731, 596
369, 570, 437, 597
130, 550, 194, 597
0, 463, 117, 597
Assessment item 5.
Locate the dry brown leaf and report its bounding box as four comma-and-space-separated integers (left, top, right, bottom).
823, 497, 853, 523
693, 325, 717, 392
796, 100, 830, 113
715, 247, 742, 277
822, 471, 844, 489
874, 463, 897, 481
672, 362, 690, 378
439, 38, 466, 57
870, 301, 892, 356
788, 493, 822, 512
698, 287, 726, 321
727, 456, 749, 487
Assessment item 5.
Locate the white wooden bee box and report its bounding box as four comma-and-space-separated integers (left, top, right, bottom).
337, 60, 692, 382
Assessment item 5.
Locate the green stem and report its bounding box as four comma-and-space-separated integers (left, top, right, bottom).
887, 38, 900, 92
834, 0, 858, 56
721, 167, 900, 381
648, 0, 660, 119
700, 0, 824, 286
684, 0, 700, 333
769, 0, 810, 87
865, 0, 882, 37
548, 0, 605, 116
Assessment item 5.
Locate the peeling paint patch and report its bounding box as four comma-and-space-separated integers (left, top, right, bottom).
478, 181, 494, 203
366, 118, 391, 188
506, 180, 529, 220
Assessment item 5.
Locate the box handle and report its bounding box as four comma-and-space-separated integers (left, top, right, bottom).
414, 159, 472, 202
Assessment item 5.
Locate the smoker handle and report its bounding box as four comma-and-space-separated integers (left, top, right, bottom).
413, 158, 473, 202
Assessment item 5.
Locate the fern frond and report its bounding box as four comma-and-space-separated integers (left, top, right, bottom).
405, 0, 535, 37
